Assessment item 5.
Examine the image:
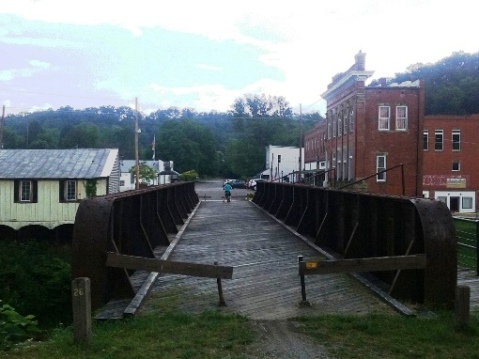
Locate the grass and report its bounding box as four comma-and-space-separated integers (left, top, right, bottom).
294, 311, 479, 359
3, 286, 479, 358
1, 310, 255, 359
2, 309, 479, 358
455, 218, 478, 268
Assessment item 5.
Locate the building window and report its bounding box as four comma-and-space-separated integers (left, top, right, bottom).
21, 180, 32, 202
378, 106, 390, 130
14, 180, 37, 203
452, 130, 460, 151
435, 130, 443, 151
423, 130, 429, 150
396, 106, 408, 130
452, 161, 460, 171
376, 155, 386, 182
462, 197, 473, 210
65, 180, 77, 201
59, 180, 78, 202
338, 118, 342, 136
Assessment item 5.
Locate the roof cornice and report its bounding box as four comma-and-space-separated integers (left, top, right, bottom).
321, 70, 374, 100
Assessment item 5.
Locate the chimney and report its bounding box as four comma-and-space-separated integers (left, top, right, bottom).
354, 50, 366, 71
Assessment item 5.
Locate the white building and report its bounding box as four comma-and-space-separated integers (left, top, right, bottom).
120, 160, 177, 191
260, 145, 304, 183
0, 148, 120, 231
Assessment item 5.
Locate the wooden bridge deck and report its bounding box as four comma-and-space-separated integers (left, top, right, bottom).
96, 181, 479, 320
140, 199, 396, 319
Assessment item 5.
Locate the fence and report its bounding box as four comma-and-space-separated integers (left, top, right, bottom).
454, 217, 479, 276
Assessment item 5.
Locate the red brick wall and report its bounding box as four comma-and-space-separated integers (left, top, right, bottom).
358, 87, 423, 196
423, 115, 479, 203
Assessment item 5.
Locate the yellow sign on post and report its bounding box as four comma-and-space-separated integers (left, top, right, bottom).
305, 261, 318, 269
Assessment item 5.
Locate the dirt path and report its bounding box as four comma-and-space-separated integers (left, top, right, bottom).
245, 320, 331, 359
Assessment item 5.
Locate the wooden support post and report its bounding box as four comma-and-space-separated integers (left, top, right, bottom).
72, 277, 92, 344
298, 255, 310, 306
455, 285, 470, 326
215, 262, 226, 307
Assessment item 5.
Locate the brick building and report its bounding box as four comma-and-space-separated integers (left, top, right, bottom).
422, 115, 479, 212
305, 51, 425, 196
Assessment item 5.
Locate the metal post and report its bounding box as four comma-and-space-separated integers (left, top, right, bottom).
298, 255, 308, 305
215, 261, 226, 306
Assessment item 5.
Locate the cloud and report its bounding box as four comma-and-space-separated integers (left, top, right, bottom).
0, 60, 51, 82
195, 64, 223, 72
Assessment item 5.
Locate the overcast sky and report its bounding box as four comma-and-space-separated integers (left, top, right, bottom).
1, 0, 478, 115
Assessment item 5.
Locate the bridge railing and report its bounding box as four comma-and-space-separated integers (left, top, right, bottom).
71, 182, 199, 310
253, 181, 457, 308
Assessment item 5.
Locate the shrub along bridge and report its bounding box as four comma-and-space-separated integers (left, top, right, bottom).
72, 181, 467, 322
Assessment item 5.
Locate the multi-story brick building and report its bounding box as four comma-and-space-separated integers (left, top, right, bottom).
306, 51, 425, 197
305, 51, 479, 213
422, 115, 479, 212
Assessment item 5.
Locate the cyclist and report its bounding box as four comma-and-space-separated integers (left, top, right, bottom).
223, 182, 233, 202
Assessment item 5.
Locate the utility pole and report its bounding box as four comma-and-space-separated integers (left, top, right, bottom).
134, 98, 140, 190
298, 104, 303, 183
0, 105, 5, 149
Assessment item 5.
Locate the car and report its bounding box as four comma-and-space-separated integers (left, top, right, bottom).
228, 179, 247, 189
223, 179, 235, 187
248, 178, 266, 191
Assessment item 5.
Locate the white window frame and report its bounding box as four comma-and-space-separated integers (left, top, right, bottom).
452, 161, 460, 172
462, 197, 473, 210
376, 155, 386, 182
378, 106, 390, 130
435, 130, 444, 151
64, 180, 77, 201
423, 130, 429, 151
396, 106, 408, 130
20, 180, 32, 202
452, 129, 460, 151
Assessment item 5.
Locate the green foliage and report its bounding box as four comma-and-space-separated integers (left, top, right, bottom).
85, 179, 97, 198
3, 310, 255, 358
128, 162, 157, 183
296, 311, 479, 359
156, 119, 217, 175
384, 51, 479, 115
0, 240, 72, 328
3, 97, 320, 178
179, 170, 198, 181
0, 301, 42, 351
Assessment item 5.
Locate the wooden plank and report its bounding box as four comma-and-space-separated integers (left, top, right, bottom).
106, 252, 233, 279
71, 277, 92, 344
299, 254, 427, 275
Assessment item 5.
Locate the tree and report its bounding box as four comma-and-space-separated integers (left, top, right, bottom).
231, 94, 293, 117
156, 120, 217, 175
129, 162, 157, 184
385, 51, 479, 115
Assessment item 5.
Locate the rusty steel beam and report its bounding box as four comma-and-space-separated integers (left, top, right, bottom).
254, 182, 457, 308
72, 182, 199, 310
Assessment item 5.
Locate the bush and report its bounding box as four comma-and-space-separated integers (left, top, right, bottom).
179, 170, 198, 181
0, 240, 72, 328
0, 301, 42, 350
